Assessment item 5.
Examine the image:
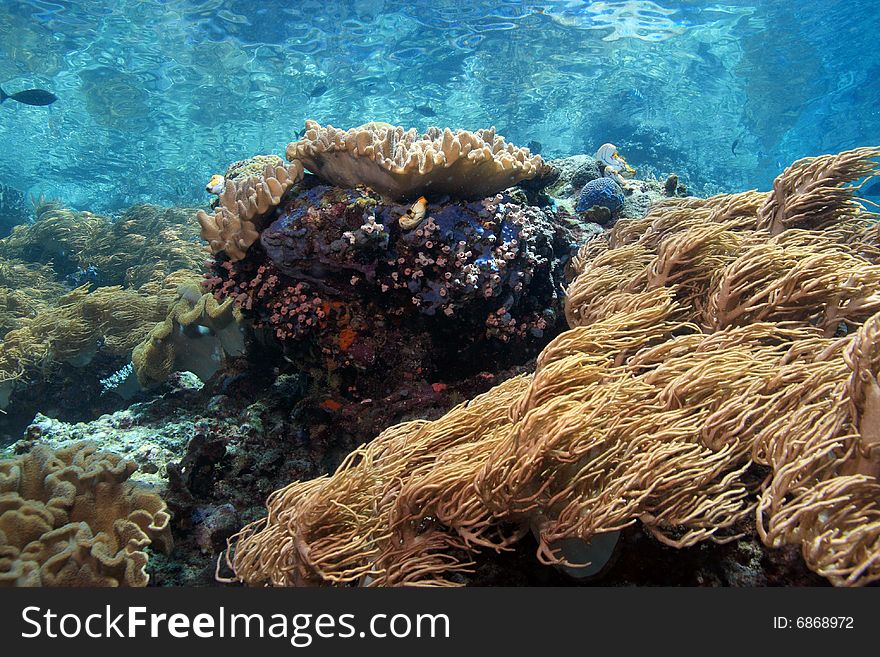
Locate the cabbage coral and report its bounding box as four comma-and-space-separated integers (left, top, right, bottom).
287, 120, 547, 202
227, 147, 880, 587
0, 441, 172, 587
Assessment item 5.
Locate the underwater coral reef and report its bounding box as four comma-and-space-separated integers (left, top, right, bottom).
1, 121, 878, 588
226, 143, 880, 588
0, 203, 207, 440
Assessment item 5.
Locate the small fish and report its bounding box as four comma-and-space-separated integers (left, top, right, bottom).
414, 104, 436, 117
526, 140, 543, 155
400, 196, 428, 230
308, 84, 328, 98
731, 138, 740, 156
0, 86, 57, 106
205, 174, 225, 195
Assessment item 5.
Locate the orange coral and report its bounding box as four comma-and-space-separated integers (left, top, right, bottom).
338, 327, 357, 352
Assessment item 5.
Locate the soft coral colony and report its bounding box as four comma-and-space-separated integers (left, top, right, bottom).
215, 131, 880, 587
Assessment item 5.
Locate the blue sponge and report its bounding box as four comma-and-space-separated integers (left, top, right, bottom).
576, 177, 625, 214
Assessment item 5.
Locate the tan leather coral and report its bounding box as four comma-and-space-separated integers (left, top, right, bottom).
131, 280, 244, 387
197, 161, 304, 261
286, 120, 546, 201
0, 442, 172, 587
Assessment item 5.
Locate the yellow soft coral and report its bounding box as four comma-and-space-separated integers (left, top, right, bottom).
0, 442, 172, 587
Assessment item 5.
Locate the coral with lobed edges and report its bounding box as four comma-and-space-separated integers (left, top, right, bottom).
225, 147, 880, 588
287, 120, 547, 202
0, 441, 172, 586
223, 155, 285, 185
197, 160, 304, 261
195, 122, 584, 393
195, 121, 574, 393
131, 278, 245, 387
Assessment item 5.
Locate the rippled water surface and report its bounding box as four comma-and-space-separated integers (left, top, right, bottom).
0, 0, 878, 210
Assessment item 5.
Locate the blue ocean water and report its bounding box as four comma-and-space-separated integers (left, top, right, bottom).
0, 0, 878, 212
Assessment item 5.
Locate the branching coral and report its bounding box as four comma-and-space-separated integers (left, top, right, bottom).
287, 120, 546, 202
0, 442, 172, 586
226, 147, 880, 587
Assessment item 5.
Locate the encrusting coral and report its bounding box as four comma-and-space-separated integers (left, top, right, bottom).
226, 147, 880, 588
287, 120, 547, 202
0, 441, 172, 586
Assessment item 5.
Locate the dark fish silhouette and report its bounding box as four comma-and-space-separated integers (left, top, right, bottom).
0, 87, 57, 106
526, 140, 543, 155
414, 104, 436, 117
308, 84, 328, 98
